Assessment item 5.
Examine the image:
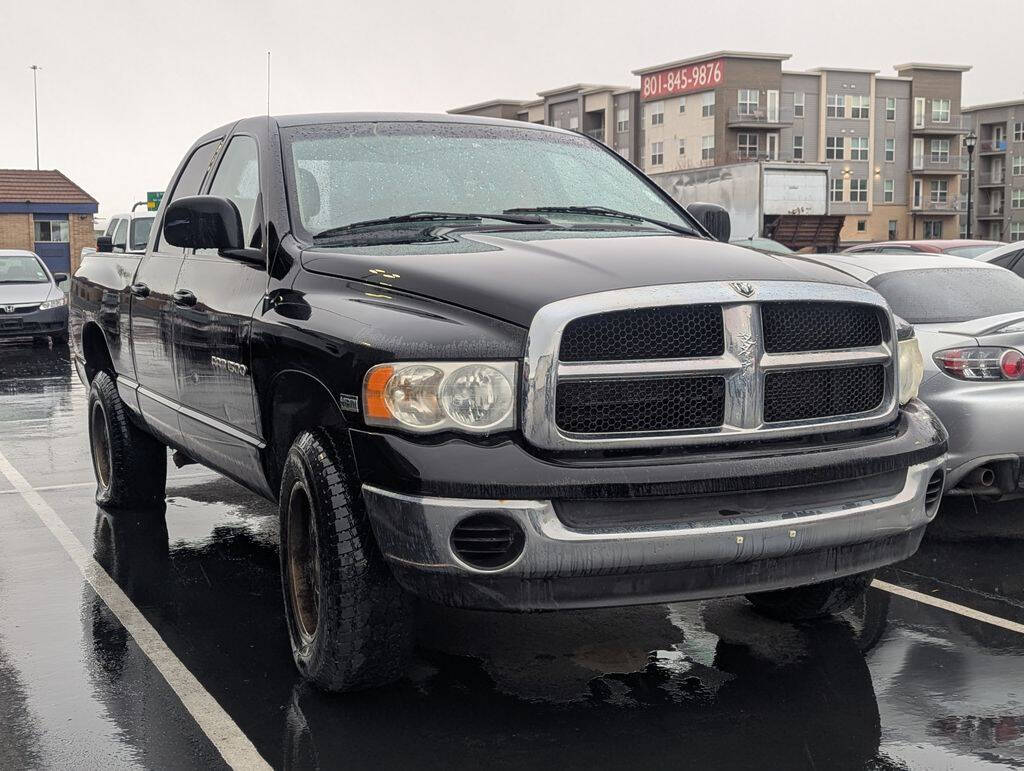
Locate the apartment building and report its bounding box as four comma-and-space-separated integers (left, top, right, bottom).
961, 99, 1024, 242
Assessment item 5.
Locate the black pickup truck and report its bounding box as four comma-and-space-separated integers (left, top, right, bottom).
71, 113, 947, 692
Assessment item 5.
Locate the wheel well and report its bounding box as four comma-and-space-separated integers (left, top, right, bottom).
267, 371, 347, 491
81, 322, 114, 382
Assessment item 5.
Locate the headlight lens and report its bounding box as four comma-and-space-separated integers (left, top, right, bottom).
363, 361, 516, 433
39, 295, 67, 310
897, 337, 924, 404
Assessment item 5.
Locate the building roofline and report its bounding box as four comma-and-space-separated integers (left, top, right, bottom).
875, 75, 912, 81
781, 70, 822, 77
893, 62, 972, 73
807, 66, 880, 74
632, 50, 790, 75
963, 98, 1024, 112
535, 83, 625, 97
447, 99, 527, 115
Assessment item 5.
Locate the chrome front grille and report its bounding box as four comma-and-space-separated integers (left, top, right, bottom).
522, 281, 898, 451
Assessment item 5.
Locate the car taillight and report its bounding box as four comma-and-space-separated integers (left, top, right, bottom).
935, 347, 1024, 380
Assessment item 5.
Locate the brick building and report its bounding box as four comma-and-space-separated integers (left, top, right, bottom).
0, 170, 98, 276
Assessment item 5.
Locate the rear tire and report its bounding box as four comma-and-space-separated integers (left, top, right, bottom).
746, 572, 874, 622
279, 429, 414, 692
88, 371, 167, 508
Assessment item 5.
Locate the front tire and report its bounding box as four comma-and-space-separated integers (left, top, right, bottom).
279, 429, 414, 692
746, 572, 874, 622
88, 371, 167, 508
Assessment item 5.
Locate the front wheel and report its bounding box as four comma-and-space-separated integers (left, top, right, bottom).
279, 429, 414, 692
746, 572, 875, 622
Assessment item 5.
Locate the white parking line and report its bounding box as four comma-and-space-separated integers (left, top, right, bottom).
0, 471, 217, 496
872, 579, 1024, 635
0, 449, 270, 770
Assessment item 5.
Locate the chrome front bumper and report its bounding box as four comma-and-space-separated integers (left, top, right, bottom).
363, 457, 946, 611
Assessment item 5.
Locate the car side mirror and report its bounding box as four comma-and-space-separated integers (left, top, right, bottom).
686, 202, 732, 243
96, 236, 113, 253
164, 195, 245, 251
52, 272, 68, 283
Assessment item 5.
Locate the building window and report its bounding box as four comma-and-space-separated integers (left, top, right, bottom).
679, 96, 686, 113
618, 147, 630, 161
930, 139, 950, 163
888, 219, 899, 240
650, 141, 664, 166
570, 115, 580, 130
1013, 190, 1024, 209
850, 178, 868, 202
616, 108, 629, 133
826, 136, 845, 160
826, 94, 845, 118
830, 178, 844, 202
851, 95, 870, 119
701, 135, 715, 161
885, 97, 896, 121
738, 89, 759, 116
885, 138, 895, 162
850, 137, 869, 161
1014, 157, 1024, 176
930, 179, 949, 204
33, 218, 69, 242
1015, 122, 1024, 142
924, 220, 943, 239
857, 219, 867, 232
931, 98, 951, 123
1011, 222, 1024, 240
678, 138, 686, 156
793, 135, 804, 160
738, 133, 759, 158
793, 92, 805, 117
884, 179, 895, 202
702, 91, 715, 117
650, 101, 664, 126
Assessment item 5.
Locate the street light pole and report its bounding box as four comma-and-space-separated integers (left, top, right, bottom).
29, 65, 41, 170
964, 130, 977, 239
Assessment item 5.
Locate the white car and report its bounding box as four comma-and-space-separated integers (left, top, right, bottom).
96, 209, 156, 255
974, 240, 1024, 272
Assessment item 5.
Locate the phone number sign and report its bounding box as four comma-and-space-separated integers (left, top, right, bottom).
641, 58, 724, 100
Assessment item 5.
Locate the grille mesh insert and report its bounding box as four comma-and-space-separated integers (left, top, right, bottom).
556, 376, 725, 434
763, 365, 885, 423
762, 302, 882, 353
559, 305, 724, 362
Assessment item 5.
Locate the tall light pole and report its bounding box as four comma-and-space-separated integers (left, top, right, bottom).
964, 130, 977, 239
29, 65, 41, 170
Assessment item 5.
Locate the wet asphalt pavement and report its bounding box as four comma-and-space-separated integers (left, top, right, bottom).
1, 343, 1023, 770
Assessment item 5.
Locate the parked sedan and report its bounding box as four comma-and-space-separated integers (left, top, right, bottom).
974, 240, 1024, 270
0, 249, 69, 345
796, 252, 1024, 499
842, 239, 1002, 258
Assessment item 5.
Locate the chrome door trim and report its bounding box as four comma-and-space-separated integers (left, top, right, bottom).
127, 380, 267, 449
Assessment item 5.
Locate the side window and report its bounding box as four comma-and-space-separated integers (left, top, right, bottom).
112, 218, 128, 251
204, 135, 261, 252
129, 217, 154, 251
157, 141, 220, 255
1007, 252, 1024, 276
104, 218, 119, 237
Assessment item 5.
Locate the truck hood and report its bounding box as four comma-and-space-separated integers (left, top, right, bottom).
0, 282, 58, 305
300, 230, 864, 327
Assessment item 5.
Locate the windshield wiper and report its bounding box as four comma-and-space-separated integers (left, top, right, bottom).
503, 206, 698, 236
313, 211, 550, 241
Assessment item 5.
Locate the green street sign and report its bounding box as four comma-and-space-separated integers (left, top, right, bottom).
146, 191, 164, 211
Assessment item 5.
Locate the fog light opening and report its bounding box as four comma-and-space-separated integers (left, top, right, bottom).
450, 513, 525, 571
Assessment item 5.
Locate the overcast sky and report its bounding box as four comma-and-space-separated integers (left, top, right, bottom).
1, 0, 1021, 221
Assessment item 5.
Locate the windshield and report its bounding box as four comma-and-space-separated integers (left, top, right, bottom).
283, 122, 694, 239
0, 254, 49, 284
869, 268, 1024, 323
945, 245, 995, 258
129, 216, 154, 251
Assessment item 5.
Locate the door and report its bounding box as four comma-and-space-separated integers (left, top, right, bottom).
766, 90, 779, 123
131, 140, 220, 445
766, 133, 779, 161
172, 134, 270, 494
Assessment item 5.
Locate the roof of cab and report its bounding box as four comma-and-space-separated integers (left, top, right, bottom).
270, 111, 566, 131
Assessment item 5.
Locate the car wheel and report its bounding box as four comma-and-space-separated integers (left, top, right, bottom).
279, 429, 414, 692
88, 371, 167, 508
745, 571, 874, 622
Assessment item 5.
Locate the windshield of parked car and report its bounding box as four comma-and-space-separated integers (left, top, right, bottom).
869, 267, 1024, 323
0, 255, 49, 284
283, 121, 695, 240
945, 245, 996, 258
129, 216, 154, 251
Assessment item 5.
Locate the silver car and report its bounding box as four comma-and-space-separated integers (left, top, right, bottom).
0, 249, 69, 345
798, 253, 1024, 498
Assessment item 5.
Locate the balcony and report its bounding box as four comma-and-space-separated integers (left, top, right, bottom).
979, 139, 1009, 154
978, 204, 1005, 219
726, 107, 792, 128
911, 154, 969, 173
911, 115, 969, 134
977, 171, 1006, 187
911, 197, 966, 213
583, 127, 606, 142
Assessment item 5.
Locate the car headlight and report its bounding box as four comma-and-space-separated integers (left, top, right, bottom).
39, 295, 67, 310
363, 361, 516, 433
897, 336, 924, 404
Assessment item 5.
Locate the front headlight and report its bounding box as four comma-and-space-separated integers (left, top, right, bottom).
39, 295, 67, 310
363, 361, 516, 434
897, 336, 924, 404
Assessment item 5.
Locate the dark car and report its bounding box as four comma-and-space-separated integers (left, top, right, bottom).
842, 239, 1002, 258
70, 113, 946, 692
0, 249, 69, 345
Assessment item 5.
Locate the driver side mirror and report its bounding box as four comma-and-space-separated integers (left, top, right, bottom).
96, 236, 113, 253
163, 196, 264, 265
686, 203, 732, 243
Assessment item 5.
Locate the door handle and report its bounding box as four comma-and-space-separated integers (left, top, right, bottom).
129, 282, 150, 298
172, 289, 197, 308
